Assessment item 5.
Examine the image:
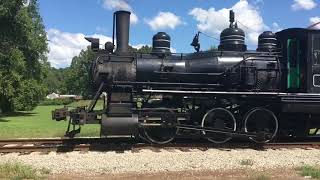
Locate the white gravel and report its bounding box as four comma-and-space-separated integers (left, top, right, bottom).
0, 148, 320, 174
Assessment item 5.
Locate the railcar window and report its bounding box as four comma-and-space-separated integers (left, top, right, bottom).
287, 39, 300, 89
314, 38, 320, 65
289, 40, 298, 67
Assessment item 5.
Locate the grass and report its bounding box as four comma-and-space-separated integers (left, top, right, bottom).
296, 165, 320, 179
240, 159, 254, 166
0, 162, 50, 180
69, 99, 104, 109
0, 100, 102, 139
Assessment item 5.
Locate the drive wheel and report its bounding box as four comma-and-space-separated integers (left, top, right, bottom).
244, 107, 278, 143
143, 109, 178, 144
202, 108, 237, 144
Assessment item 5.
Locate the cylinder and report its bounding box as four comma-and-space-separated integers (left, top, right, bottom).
101, 114, 138, 136
114, 11, 131, 55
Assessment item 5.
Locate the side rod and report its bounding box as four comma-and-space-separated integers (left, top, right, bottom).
177, 124, 270, 139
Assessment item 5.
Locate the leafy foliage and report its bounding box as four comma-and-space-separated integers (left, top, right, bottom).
65, 47, 96, 99
129, 45, 153, 53
44, 67, 68, 94
296, 165, 320, 179
0, 0, 48, 112
39, 98, 74, 106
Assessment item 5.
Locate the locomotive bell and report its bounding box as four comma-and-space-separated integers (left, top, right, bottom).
152, 32, 171, 55
105, 41, 114, 53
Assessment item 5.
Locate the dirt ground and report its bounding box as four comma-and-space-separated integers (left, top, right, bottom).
48, 168, 305, 180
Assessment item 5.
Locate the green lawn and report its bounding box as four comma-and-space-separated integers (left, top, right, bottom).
0, 102, 101, 139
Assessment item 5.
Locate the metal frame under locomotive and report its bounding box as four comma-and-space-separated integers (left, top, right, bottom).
52, 10, 320, 144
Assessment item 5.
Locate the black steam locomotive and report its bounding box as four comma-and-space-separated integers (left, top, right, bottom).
53, 10, 320, 144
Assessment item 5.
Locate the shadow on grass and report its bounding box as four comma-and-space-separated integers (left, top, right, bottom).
0, 112, 36, 118
0, 112, 37, 122
0, 119, 10, 122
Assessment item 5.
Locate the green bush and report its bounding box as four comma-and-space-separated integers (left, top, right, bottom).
296, 165, 320, 179
39, 98, 74, 106
0, 162, 50, 180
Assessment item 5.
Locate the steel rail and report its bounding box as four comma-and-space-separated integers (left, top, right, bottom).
1, 138, 320, 153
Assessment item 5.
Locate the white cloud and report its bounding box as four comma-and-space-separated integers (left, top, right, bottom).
130, 13, 138, 24
102, 0, 138, 24
146, 12, 184, 31
291, 0, 317, 11
189, 0, 268, 45
272, 22, 282, 32
47, 29, 158, 68
95, 26, 108, 33
47, 29, 112, 68
170, 47, 177, 53
102, 0, 131, 11
310, 16, 320, 29
132, 44, 147, 49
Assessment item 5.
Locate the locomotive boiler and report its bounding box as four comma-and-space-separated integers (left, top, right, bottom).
53, 10, 320, 144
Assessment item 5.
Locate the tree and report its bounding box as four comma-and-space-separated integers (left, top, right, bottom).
65, 47, 95, 98
129, 45, 152, 53
136, 45, 153, 53
44, 67, 68, 94
0, 0, 48, 112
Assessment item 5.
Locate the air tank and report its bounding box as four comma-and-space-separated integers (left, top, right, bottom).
257, 31, 277, 52
218, 10, 247, 52
152, 32, 171, 55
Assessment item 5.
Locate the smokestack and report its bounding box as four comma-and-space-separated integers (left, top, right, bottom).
114, 11, 131, 55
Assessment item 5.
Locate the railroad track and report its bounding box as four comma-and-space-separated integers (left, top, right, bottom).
0, 138, 319, 153
0, 137, 136, 153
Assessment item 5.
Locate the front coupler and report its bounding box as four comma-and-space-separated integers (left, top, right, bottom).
52, 107, 89, 137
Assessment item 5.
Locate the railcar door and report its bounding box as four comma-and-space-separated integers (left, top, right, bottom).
287, 38, 301, 91
311, 35, 320, 93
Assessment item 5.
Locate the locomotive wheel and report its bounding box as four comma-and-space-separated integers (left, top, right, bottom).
143, 109, 178, 144
244, 107, 278, 143
201, 108, 236, 144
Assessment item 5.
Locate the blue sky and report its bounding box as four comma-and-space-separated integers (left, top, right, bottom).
38, 0, 320, 68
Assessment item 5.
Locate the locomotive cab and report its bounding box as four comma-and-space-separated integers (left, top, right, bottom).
277, 28, 320, 93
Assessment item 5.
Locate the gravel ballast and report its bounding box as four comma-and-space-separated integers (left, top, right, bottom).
0, 148, 320, 174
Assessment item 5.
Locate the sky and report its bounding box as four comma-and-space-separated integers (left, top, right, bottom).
38, 0, 320, 68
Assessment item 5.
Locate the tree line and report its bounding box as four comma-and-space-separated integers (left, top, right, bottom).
0, 0, 152, 113
0, 0, 48, 113
1, 0, 217, 113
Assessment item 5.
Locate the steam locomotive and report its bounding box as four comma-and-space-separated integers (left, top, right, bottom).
53, 10, 320, 144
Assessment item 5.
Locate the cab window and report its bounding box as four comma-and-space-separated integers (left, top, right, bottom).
313, 38, 320, 65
